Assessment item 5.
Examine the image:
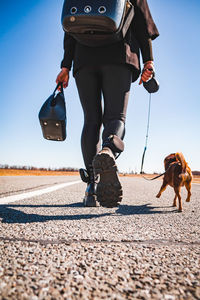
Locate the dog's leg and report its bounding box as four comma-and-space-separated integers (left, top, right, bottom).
156, 181, 168, 198
174, 186, 182, 212
173, 195, 177, 207
185, 181, 192, 202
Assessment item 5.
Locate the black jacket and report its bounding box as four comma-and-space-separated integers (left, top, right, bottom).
61, 0, 159, 82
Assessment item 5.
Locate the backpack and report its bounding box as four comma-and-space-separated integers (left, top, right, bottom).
61, 0, 134, 47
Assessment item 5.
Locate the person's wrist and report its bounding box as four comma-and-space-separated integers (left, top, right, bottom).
62, 67, 70, 73
144, 60, 154, 67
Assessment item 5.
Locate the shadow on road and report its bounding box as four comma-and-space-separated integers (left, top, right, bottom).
0, 202, 176, 224
116, 204, 176, 215
0, 203, 112, 224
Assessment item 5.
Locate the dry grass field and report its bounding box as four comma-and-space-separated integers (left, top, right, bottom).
0, 169, 79, 177
124, 173, 200, 183
0, 169, 200, 183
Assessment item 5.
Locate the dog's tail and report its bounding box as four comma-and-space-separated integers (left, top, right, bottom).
175, 152, 187, 172
175, 152, 191, 181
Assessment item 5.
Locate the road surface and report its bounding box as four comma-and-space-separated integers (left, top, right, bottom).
0, 176, 199, 299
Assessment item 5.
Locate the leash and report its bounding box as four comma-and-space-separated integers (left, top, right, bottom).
140, 93, 166, 181
140, 93, 151, 174
141, 171, 166, 181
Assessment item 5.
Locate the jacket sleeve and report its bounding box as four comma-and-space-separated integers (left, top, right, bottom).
130, 0, 159, 62
131, 0, 159, 41
60, 32, 76, 70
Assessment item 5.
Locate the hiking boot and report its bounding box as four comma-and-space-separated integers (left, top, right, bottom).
92, 147, 122, 207
83, 182, 98, 207
79, 167, 98, 207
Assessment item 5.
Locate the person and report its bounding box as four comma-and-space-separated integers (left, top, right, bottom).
56, 0, 159, 207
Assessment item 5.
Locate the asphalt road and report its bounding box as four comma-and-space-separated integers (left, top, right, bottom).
0, 176, 199, 299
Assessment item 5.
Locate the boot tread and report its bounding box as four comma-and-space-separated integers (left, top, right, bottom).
93, 151, 122, 208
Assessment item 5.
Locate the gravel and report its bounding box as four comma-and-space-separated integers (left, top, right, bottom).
0, 176, 199, 299
0, 241, 199, 299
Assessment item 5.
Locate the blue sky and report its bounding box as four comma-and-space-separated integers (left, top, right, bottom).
0, 0, 200, 173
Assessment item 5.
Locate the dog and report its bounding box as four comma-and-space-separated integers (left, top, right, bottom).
156, 152, 192, 212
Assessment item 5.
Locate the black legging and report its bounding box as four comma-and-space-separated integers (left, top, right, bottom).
75, 64, 132, 170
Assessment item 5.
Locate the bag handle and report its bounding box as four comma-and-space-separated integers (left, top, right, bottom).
51, 82, 64, 106
53, 82, 63, 95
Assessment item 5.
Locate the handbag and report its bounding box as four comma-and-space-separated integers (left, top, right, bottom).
61, 0, 134, 47
38, 83, 67, 141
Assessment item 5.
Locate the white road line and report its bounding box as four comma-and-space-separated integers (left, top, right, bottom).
0, 181, 81, 204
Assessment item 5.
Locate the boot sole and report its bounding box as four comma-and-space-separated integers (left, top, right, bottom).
92, 153, 122, 208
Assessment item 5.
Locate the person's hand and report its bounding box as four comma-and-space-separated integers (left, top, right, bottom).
139, 61, 154, 85
56, 67, 70, 89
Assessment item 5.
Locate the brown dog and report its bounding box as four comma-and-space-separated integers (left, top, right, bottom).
156, 152, 192, 212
